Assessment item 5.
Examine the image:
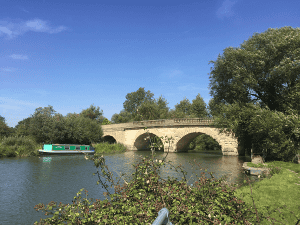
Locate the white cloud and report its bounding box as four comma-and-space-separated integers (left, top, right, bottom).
0, 18, 68, 39
160, 69, 183, 79
0, 26, 13, 37
178, 84, 208, 91
0, 67, 17, 72
20, 7, 29, 13
0, 97, 38, 110
9, 54, 28, 60
168, 69, 183, 78
216, 0, 238, 19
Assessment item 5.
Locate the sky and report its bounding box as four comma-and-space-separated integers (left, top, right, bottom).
1, 0, 299, 128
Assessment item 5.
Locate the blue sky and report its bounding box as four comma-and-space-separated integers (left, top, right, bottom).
1, 0, 299, 128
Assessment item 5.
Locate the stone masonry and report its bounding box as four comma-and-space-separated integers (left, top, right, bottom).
101, 118, 239, 156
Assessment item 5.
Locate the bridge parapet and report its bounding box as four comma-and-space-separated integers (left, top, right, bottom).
102, 118, 215, 132
131, 118, 214, 129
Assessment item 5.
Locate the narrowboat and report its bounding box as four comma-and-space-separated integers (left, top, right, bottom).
38, 144, 95, 155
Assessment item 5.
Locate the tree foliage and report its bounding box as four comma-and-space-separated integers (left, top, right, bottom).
211, 101, 300, 162
154, 95, 170, 119
79, 104, 105, 124
190, 93, 209, 118
123, 87, 155, 115
189, 134, 221, 152
14, 117, 35, 138
0, 115, 15, 140
133, 95, 170, 121
209, 26, 300, 114
134, 100, 160, 121
111, 110, 133, 124
101, 118, 112, 125
174, 97, 192, 116
12, 105, 104, 145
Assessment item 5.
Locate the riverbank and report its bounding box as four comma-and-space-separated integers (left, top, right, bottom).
229, 160, 300, 224
0, 134, 127, 157
1, 136, 300, 223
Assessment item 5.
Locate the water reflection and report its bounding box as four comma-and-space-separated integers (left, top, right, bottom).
0, 150, 259, 225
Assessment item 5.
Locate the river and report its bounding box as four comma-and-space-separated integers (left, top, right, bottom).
0, 149, 258, 224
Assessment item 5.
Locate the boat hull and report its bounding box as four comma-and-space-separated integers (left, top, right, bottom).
38, 150, 95, 155
242, 162, 271, 176
39, 144, 95, 155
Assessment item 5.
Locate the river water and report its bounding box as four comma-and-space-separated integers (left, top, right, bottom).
0, 150, 258, 224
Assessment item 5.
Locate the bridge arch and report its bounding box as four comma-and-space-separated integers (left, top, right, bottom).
101, 118, 239, 156
101, 135, 117, 144
133, 132, 165, 151
176, 132, 221, 152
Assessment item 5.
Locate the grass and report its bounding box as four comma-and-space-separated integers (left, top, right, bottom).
233, 160, 300, 224
246, 162, 269, 168
92, 142, 127, 154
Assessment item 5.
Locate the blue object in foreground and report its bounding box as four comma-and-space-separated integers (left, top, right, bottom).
152, 208, 173, 225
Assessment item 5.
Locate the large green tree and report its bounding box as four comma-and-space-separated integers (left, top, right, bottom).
173, 97, 192, 118
135, 95, 170, 121
0, 115, 15, 140
29, 105, 57, 143
190, 94, 209, 118
123, 87, 155, 116
155, 95, 170, 119
79, 104, 105, 124
111, 110, 133, 124
211, 101, 300, 162
208, 26, 300, 114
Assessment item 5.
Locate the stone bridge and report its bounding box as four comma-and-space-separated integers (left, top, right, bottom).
101, 118, 241, 156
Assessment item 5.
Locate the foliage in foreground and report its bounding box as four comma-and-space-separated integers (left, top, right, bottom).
33, 129, 300, 224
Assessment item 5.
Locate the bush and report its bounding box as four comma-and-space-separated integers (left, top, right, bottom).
0, 135, 39, 157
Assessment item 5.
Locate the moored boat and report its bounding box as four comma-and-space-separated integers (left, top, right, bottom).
39, 144, 95, 155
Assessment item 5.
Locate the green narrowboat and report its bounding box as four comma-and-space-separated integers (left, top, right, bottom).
39, 144, 95, 155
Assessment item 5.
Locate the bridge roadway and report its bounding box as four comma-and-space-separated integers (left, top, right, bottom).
101, 118, 240, 156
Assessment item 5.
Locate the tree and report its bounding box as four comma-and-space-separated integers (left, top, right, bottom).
29, 106, 57, 143
79, 104, 105, 124
208, 26, 300, 114
68, 116, 103, 145
155, 95, 170, 119
211, 101, 300, 162
167, 108, 186, 119
14, 117, 36, 139
189, 134, 221, 151
190, 94, 209, 118
111, 110, 133, 124
173, 97, 192, 117
0, 115, 14, 139
123, 87, 155, 115
135, 100, 160, 121
101, 118, 112, 125
49, 113, 69, 143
